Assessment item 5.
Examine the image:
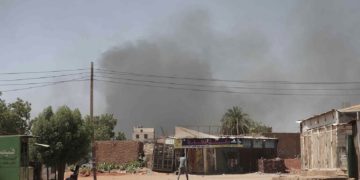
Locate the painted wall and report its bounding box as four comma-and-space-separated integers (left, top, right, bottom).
0, 136, 21, 180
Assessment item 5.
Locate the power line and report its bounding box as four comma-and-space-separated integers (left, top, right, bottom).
95, 68, 360, 85
1, 72, 358, 95
0, 76, 89, 86
94, 79, 360, 96
0, 68, 88, 75
0, 72, 89, 82
1, 66, 360, 95
0, 78, 89, 92
94, 74, 360, 91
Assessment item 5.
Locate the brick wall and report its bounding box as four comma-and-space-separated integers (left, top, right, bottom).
284, 158, 301, 171
95, 140, 143, 164
263, 133, 300, 159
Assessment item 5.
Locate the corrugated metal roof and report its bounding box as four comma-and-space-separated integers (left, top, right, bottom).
338, 104, 360, 112
174, 126, 219, 139
173, 127, 277, 140
218, 135, 277, 140
299, 109, 336, 123
299, 104, 360, 123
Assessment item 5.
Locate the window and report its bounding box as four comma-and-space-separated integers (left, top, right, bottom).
264, 140, 275, 148
144, 134, 148, 139
253, 139, 263, 148
136, 134, 139, 139
140, 129, 143, 133
242, 139, 251, 148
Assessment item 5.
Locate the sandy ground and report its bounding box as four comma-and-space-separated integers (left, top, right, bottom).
69, 172, 281, 180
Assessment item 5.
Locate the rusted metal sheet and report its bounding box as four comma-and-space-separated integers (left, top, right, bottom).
152, 143, 175, 172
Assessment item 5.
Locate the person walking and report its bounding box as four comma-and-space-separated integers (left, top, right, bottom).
177, 150, 189, 180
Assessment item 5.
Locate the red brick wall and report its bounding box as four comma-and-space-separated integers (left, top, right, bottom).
263, 133, 300, 159
284, 158, 301, 170
95, 140, 143, 164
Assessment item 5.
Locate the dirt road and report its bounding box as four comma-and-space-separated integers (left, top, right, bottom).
75, 172, 280, 180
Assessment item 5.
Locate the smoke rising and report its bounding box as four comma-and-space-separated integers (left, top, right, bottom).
98, 1, 360, 136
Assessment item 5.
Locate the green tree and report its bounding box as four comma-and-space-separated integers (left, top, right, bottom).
85, 113, 118, 140
220, 106, 271, 135
31, 106, 91, 180
115, 131, 126, 140
221, 106, 251, 135
249, 121, 272, 134
0, 94, 31, 135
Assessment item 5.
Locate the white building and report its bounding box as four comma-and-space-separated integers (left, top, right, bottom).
132, 126, 155, 142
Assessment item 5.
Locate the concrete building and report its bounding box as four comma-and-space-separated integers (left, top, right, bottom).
299, 104, 360, 178
132, 126, 155, 143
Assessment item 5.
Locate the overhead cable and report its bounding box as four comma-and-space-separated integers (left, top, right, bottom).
0, 78, 89, 92
0, 72, 89, 82
94, 74, 360, 91
95, 68, 360, 85
0, 68, 88, 75
94, 79, 360, 96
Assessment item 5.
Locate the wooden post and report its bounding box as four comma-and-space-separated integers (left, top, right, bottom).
90, 62, 97, 180
203, 148, 207, 174
214, 148, 217, 172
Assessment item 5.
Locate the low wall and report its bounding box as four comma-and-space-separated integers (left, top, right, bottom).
95, 140, 143, 164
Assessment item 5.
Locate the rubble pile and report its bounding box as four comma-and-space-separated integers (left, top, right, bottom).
258, 158, 286, 173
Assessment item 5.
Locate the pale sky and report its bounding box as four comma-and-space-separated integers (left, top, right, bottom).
1, 0, 359, 135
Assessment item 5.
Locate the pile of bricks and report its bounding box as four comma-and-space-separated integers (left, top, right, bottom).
258, 158, 286, 173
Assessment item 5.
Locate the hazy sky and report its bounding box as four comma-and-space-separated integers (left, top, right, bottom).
1, 0, 360, 135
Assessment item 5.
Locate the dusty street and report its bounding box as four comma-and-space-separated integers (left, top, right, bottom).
75, 172, 280, 180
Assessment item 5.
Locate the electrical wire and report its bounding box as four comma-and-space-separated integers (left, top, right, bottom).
94, 79, 360, 96
0, 72, 89, 82
95, 68, 360, 85
0, 68, 88, 75
0, 76, 89, 86
0, 78, 89, 92
94, 74, 360, 91
2, 67, 360, 95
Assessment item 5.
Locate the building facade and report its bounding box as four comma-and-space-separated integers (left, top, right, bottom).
299, 105, 360, 178
132, 127, 155, 143
152, 127, 278, 174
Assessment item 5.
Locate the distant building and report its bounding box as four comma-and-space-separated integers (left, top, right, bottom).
263, 132, 300, 159
152, 127, 278, 174
132, 126, 155, 142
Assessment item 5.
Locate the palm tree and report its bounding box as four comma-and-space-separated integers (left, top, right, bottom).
220, 106, 251, 135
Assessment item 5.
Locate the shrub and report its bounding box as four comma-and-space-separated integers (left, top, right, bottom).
124, 161, 141, 173
97, 162, 123, 172
95, 161, 141, 173
79, 166, 91, 176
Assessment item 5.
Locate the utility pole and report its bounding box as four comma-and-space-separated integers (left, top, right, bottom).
236, 117, 239, 135
90, 62, 97, 180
